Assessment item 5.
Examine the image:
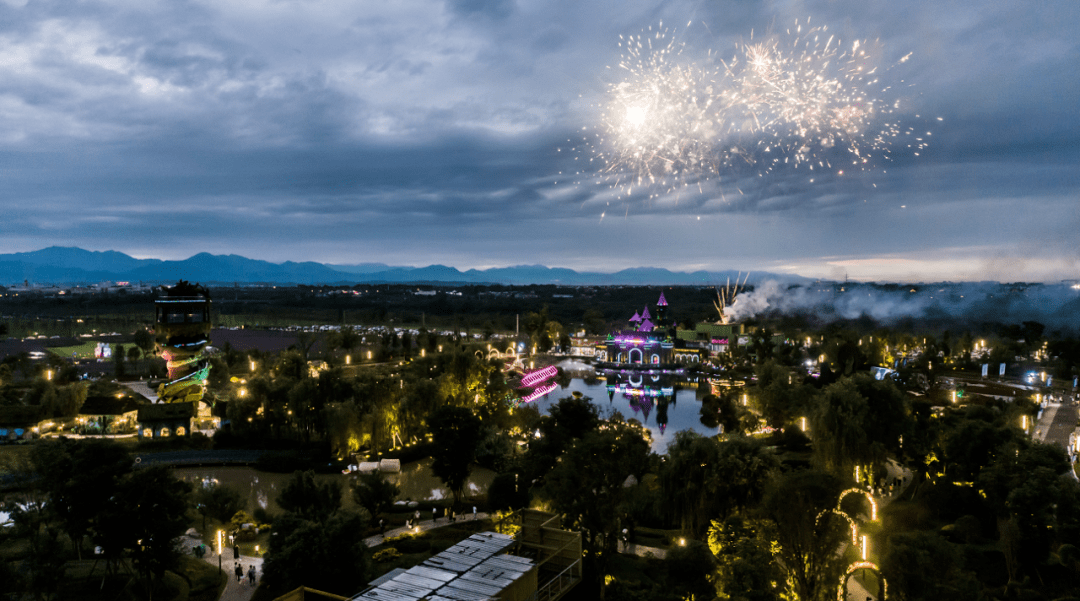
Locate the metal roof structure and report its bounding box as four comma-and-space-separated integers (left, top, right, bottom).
353, 532, 534, 601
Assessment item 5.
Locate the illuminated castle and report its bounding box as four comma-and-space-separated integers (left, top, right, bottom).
154, 281, 212, 404
598, 292, 702, 365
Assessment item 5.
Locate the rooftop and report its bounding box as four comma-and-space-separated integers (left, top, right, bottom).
354, 532, 533, 601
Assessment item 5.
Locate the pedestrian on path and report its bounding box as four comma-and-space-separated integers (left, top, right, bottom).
233, 544, 240, 560
415, 509, 420, 523
235, 563, 243, 583
432, 507, 437, 522
473, 506, 477, 520
248, 565, 256, 585
379, 518, 385, 535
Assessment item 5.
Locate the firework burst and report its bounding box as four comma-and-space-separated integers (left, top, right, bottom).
592, 23, 731, 197
582, 19, 925, 200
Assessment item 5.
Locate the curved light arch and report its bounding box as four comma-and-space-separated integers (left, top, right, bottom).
838, 488, 877, 521
815, 509, 858, 545
837, 561, 887, 601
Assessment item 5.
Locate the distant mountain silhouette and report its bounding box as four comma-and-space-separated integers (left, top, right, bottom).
0, 247, 813, 286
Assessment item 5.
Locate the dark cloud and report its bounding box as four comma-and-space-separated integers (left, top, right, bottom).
0, 0, 1075, 280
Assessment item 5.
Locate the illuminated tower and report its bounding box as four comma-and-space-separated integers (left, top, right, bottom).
655, 291, 669, 328
155, 281, 212, 404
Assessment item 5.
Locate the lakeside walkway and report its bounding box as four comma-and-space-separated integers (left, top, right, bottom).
362, 510, 492, 547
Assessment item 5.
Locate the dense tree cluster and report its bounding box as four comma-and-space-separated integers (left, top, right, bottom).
261, 471, 370, 597
1, 439, 192, 599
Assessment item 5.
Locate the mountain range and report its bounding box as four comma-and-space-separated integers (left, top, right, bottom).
0, 247, 812, 287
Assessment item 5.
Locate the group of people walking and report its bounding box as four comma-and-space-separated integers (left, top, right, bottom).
233, 544, 257, 586
397, 506, 480, 535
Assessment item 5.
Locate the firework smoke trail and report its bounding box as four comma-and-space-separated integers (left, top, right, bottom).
585, 19, 926, 198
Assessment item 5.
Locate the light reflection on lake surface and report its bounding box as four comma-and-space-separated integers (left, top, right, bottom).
175, 458, 495, 514
527, 373, 717, 452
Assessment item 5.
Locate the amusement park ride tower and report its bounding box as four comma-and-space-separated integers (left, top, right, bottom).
154, 281, 212, 404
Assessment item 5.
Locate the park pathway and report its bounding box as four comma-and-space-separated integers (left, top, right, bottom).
362, 510, 492, 547
196, 549, 263, 601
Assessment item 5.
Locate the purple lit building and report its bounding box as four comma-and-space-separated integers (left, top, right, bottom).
597, 292, 703, 365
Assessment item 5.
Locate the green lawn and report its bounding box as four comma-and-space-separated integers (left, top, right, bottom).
47, 341, 107, 359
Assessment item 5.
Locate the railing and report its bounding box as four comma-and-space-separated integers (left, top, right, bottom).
525, 559, 582, 601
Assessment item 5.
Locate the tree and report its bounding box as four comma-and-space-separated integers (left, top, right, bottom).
194, 482, 247, 530
762, 470, 849, 601
277, 470, 343, 522
263, 509, 370, 596
330, 325, 361, 354
92, 466, 192, 591
524, 395, 601, 482
265, 469, 370, 597
352, 471, 400, 524
708, 515, 790, 601
664, 540, 716, 600
125, 467, 193, 587
809, 377, 876, 479
542, 420, 650, 592
977, 442, 1080, 582
881, 531, 981, 601
114, 344, 126, 378
427, 405, 483, 503
4, 497, 66, 601
294, 330, 320, 360
132, 328, 155, 355
662, 432, 779, 536
32, 438, 132, 560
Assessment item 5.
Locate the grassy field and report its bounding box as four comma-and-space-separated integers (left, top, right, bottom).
47, 340, 108, 359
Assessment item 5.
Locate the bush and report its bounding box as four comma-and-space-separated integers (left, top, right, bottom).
373, 548, 403, 563
487, 472, 529, 511
252, 507, 274, 525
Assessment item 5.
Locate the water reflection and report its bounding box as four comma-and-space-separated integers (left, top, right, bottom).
528, 371, 716, 452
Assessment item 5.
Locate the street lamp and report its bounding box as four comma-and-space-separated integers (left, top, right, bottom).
217, 529, 224, 573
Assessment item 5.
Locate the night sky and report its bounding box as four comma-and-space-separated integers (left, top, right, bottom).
1, 0, 1077, 282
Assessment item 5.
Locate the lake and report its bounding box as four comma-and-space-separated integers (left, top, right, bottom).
528, 371, 718, 452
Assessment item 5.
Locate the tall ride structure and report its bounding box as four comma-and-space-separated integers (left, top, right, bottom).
154, 281, 212, 404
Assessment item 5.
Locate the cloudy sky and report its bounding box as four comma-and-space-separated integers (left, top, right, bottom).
0, 0, 1077, 282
